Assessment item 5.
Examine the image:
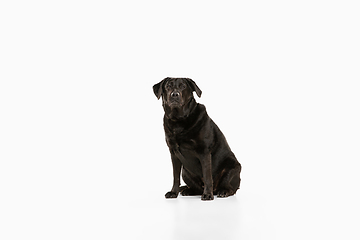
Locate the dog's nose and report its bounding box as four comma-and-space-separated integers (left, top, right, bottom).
171, 91, 180, 98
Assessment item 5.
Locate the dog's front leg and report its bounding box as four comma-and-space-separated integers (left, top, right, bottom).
165, 154, 182, 198
200, 153, 214, 201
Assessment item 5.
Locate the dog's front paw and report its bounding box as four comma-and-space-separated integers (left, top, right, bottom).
201, 193, 214, 201
165, 191, 178, 199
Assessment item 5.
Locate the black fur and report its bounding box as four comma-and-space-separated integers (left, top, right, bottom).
153, 77, 241, 201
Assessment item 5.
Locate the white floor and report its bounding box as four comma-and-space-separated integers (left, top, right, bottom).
121, 184, 359, 240
2, 169, 359, 240
123, 191, 275, 240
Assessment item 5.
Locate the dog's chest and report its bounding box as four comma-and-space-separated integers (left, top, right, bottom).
166, 132, 195, 153
166, 132, 201, 168
164, 119, 205, 175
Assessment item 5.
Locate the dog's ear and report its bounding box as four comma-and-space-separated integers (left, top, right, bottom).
185, 78, 202, 98
153, 78, 169, 99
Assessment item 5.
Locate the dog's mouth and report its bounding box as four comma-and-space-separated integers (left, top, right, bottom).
168, 100, 182, 107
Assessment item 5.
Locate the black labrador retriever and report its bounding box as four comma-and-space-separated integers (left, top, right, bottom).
153, 77, 241, 200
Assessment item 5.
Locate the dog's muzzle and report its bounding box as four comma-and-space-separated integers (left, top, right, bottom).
171, 91, 180, 98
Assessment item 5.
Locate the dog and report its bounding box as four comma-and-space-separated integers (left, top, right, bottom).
153, 77, 241, 200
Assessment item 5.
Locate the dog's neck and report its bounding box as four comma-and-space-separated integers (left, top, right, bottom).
164, 101, 207, 138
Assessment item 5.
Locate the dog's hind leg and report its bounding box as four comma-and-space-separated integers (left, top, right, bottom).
180, 167, 203, 196
216, 159, 241, 198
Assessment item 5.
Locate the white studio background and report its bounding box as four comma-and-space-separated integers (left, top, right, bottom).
1, 1, 359, 240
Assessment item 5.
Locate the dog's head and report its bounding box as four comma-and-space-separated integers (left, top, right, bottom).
153, 77, 202, 120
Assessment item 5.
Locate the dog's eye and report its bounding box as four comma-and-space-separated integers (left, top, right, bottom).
179, 83, 186, 90
166, 82, 174, 89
